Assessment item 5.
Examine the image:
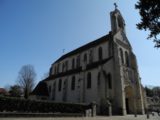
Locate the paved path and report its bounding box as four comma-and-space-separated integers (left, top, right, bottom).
0, 114, 159, 120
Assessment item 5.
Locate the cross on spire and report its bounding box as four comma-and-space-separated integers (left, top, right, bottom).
114, 3, 118, 10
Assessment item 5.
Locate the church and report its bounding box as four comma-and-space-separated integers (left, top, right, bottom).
31, 6, 146, 115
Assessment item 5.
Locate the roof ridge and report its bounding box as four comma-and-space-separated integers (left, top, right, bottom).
53, 32, 112, 64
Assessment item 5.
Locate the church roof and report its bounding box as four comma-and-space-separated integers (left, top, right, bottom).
31, 81, 49, 96
54, 32, 112, 64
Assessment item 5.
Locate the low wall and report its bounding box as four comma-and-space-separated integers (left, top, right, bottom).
0, 112, 83, 118
0, 96, 96, 117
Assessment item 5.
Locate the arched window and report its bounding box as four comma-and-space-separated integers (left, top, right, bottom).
58, 79, 62, 91
72, 58, 75, 69
119, 48, 124, 64
63, 80, 66, 90
89, 50, 93, 63
49, 85, 51, 93
54, 66, 57, 74
97, 72, 101, 86
112, 15, 117, 32
62, 63, 65, 72
76, 55, 80, 68
71, 76, 75, 90
52, 82, 56, 100
98, 47, 103, 60
84, 53, 87, 63
118, 15, 124, 29
49, 67, 52, 76
107, 74, 112, 89
125, 51, 129, 67
65, 61, 68, 71
87, 72, 91, 89
57, 63, 60, 73
108, 41, 112, 57
62, 79, 67, 101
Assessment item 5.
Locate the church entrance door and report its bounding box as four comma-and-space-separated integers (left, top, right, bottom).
125, 86, 134, 114
125, 98, 129, 114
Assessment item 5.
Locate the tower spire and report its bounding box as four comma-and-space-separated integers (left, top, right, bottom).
110, 3, 126, 34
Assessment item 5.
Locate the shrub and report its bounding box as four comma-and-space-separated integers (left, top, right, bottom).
0, 96, 90, 113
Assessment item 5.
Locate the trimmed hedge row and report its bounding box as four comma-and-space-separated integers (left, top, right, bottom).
0, 96, 90, 113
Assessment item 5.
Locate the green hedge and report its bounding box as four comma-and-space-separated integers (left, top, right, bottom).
0, 96, 90, 113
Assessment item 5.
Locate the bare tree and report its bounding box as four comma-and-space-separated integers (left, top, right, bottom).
18, 64, 36, 99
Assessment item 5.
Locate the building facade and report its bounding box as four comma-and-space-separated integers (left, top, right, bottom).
32, 8, 145, 115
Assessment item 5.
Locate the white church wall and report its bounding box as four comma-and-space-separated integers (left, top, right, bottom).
84, 69, 98, 104
103, 60, 114, 98
67, 74, 80, 103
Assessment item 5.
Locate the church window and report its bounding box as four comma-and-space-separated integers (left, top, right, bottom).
97, 72, 100, 86
98, 47, 103, 60
58, 79, 62, 91
72, 58, 75, 69
63, 80, 66, 89
108, 74, 112, 89
89, 50, 93, 64
62, 79, 67, 101
87, 72, 91, 89
84, 53, 87, 63
108, 41, 112, 57
118, 16, 124, 29
49, 67, 52, 76
65, 60, 68, 71
112, 15, 117, 31
120, 48, 124, 64
76, 55, 80, 68
49, 85, 51, 93
56, 66, 58, 73
71, 76, 75, 90
62, 63, 65, 72
54, 66, 57, 74
57, 63, 60, 73
125, 51, 129, 67
52, 82, 56, 100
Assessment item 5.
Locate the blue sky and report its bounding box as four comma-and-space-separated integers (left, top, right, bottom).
0, 0, 159, 88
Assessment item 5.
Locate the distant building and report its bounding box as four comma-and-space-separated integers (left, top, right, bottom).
147, 96, 160, 112
0, 88, 8, 96
31, 7, 146, 115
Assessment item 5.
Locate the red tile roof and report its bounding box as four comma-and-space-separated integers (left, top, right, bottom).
0, 88, 7, 95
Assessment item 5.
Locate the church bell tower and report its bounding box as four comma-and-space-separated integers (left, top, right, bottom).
110, 3, 126, 34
